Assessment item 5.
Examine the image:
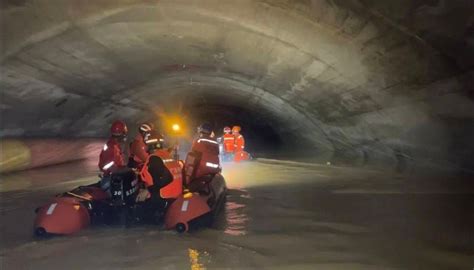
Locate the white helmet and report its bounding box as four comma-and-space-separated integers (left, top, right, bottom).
139, 122, 153, 134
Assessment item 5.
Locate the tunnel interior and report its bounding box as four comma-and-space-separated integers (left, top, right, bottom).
1, 0, 474, 174
1, 1, 474, 269
182, 98, 285, 154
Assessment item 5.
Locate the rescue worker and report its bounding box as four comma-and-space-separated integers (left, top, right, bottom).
136, 131, 183, 218
98, 120, 128, 191
222, 127, 235, 152
232, 126, 249, 162
184, 123, 221, 187
221, 126, 235, 161
232, 126, 245, 152
128, 122, 154, 169
191, 123, 214, 147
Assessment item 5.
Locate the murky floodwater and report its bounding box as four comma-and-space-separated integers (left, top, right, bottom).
1, 159, 473, 269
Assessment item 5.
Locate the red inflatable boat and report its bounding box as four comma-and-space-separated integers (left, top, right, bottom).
34, 163, 226, 235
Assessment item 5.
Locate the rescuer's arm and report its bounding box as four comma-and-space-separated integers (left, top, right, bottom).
147, 156, 173, 193
236, 135, 245, 150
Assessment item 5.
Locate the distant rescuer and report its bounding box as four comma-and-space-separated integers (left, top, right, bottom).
128, 122, 154, 169
232, 126, 245, 153
232, 125, 250, 162
222, 126, 235, 153
98, 120, 129, 191
221, 126, 235, 161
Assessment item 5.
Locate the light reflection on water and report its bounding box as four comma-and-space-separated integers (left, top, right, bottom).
188, 248, 206, 270
222, 189, 250, 236
219, 163, 251, 236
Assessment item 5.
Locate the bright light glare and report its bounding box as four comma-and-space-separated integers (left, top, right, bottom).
172, 124, 180, 131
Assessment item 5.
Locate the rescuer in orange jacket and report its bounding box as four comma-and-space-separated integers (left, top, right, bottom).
136, 131, 183, 206
128, 122, 154, 169
219, 126, 235, 162
232, 126, 251, 162
184, 123, 221, 186
222, 126, 235, 153
98, 120, 128, 192
232, 126, 245, 152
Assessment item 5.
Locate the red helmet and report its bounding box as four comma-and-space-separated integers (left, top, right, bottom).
110, 120, 128, 136
223, 126, 231, 133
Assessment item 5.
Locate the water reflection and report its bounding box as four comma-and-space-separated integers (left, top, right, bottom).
222, 189, 249, 236
188, 248, 206, 270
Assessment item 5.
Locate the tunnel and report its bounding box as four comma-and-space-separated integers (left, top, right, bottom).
1, 1, 473, 269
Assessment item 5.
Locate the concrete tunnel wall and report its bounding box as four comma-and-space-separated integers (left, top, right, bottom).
0, 139, 103, 173
1, 0, 473, 174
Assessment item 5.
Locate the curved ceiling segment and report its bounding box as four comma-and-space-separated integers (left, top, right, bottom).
1, 0, 473, 173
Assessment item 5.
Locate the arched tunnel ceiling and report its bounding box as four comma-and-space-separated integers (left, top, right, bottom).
1, 0, 474, 172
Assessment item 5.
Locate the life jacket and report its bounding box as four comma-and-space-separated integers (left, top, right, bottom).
98, 138, 126, 175
184, 137, 220, 185
222, 133, 235, 153
140, 149, 183, 199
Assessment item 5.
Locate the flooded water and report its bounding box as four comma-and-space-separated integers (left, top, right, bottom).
1, 159, 473, 269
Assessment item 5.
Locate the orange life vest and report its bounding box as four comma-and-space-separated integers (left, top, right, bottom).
140, 149, 182, 199
223, 133, 235, 153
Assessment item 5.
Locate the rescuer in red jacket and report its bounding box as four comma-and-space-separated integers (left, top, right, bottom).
184, 123, 221, 186
98, 120, 128, 191
99, 120, 128, 174
128, 122, 154, 169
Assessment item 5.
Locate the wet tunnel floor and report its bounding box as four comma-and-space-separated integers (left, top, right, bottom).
1, 159, 473, 270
